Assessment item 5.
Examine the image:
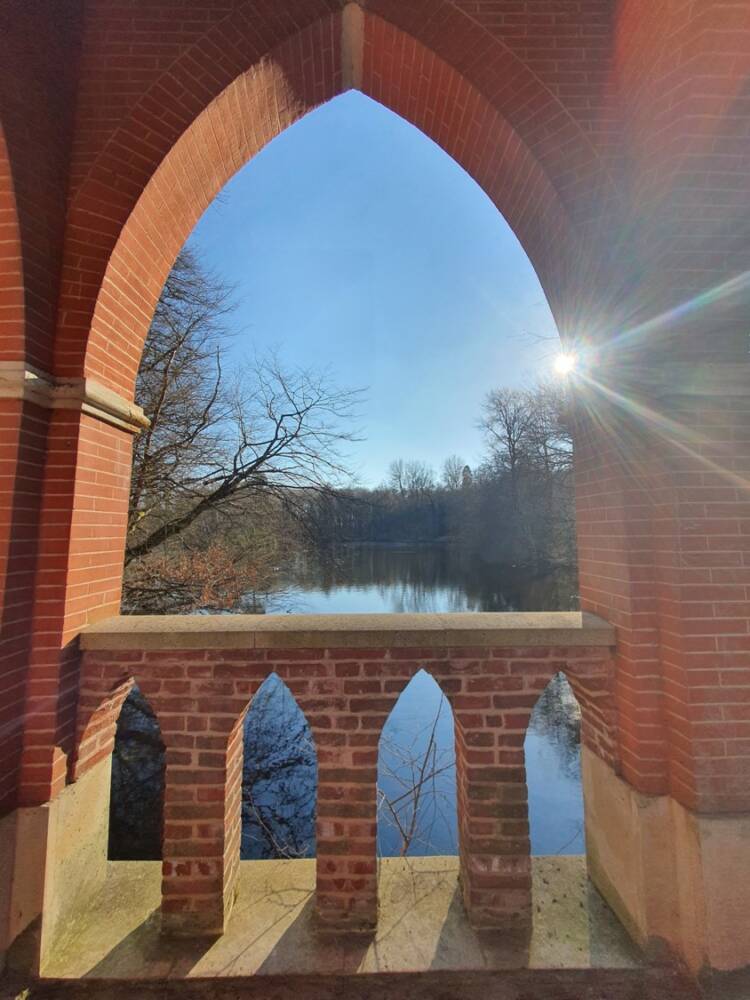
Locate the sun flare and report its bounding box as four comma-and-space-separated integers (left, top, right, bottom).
553, 353, 577, 377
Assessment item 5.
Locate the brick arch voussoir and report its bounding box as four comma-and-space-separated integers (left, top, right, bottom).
57, 1, 344, 386
563, 655, 619, 772
0, 125, 25, 364
73, 670, 136, 782
365, 1, 621, 232
68, 0, 616, 397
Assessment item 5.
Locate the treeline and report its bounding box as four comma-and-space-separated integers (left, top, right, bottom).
124, 248, 576, 614
303, 383, 575, 571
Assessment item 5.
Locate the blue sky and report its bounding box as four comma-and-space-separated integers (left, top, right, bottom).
188, 91, 559, 487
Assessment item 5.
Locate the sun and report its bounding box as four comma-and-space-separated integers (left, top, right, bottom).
553, 353, 577, 377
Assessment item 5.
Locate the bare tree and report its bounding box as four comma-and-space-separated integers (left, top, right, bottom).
480, 389, 535, 504
377, 689, 457, 857
473, 383, 575, 567
387, 459, 435, 497
526, 380, 573, 475
124, 248, 361, 613
442, 454, 465, 491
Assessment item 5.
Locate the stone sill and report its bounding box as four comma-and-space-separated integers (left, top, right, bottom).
43, 856, 641, 978
81, 611, 614, 651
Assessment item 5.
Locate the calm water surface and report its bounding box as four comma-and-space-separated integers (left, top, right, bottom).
241, 545, 584, 860
261, 544, 578, 615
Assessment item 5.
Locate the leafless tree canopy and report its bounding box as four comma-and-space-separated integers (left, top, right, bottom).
123, 248, 361, 613
387, 459, 436, 496
303, 381, 575, 570
441, 454, 466, 491
480, 384, 572, 480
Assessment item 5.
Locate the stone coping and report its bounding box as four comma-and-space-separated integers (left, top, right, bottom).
81, 611, 614, 651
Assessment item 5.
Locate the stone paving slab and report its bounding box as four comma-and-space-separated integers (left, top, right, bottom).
44, 856, 639, 979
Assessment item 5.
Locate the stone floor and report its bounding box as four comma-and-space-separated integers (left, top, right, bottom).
43, 856, 642, 979
1, 968, 705, 1000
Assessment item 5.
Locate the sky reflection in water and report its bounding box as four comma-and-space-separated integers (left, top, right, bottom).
242, 546, 583, 859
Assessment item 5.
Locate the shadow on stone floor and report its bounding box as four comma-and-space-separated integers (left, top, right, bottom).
254, 897, 373, 976
83, 909, 220, 979
432, 888, 532, 971
1, 967, 705, 1000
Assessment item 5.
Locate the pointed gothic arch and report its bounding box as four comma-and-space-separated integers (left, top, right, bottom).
55, 4, 620, 395
377, 667, 458, 858
240, 671, 318, 861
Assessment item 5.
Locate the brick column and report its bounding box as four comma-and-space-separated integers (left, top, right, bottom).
574, 396, 667, 795
576, 361, 750, 808
0, 399, 49, 814
313, 741, 379, 931
290, 648, 407, 933
437, 647, 617, 933
576, 362, 750, 970
448, 651, 538, 934
159, 725, 235, 936
19, 407, 136, 806
141, 658, 258, 937
650, 378, 750, 813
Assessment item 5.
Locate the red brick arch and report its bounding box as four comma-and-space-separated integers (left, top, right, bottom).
74, 672, 136, 782
0, 126, 24, 365
55, 1, 621, 397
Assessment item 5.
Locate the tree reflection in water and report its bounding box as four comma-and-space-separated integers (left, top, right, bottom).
525, 672, 584, 854
108, 687, 165, 860
108, 551, 585, 861
241, 674, 317, 860
377, 670, 458, 857
528, 672, 581, 778
268, 544, 578, 615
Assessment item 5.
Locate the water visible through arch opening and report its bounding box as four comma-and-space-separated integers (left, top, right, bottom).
377, 669, 458, 857
108, 686, 165, 860
524, 672, 583, 855
241, 672, 318, 860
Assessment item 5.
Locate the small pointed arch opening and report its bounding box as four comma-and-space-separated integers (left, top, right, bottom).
108, 686, 165, 861
524, 672, 583, 856
377, 669, 457, 857
241, 672, 318, 860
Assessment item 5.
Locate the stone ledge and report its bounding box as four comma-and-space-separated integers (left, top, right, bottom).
40, 856, 642, 979
81, 611, 615, 651
0, 363, 149, 434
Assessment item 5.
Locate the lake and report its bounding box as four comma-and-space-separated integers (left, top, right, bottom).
110, 544, 584, 861
258, 543, 579, 615
240, 545, 584, 860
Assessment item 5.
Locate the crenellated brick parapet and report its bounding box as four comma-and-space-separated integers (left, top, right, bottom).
76, 612, 616, 937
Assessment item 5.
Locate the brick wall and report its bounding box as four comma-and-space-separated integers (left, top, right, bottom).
0, 1, 82, 816
0, 0, 748, 836
15, 411, 133, 807
652, 393, 750, 813
0, 400, 49, 811
75, 641, 615, 935
0, 3, 81, 371
58, 1, 622, 397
